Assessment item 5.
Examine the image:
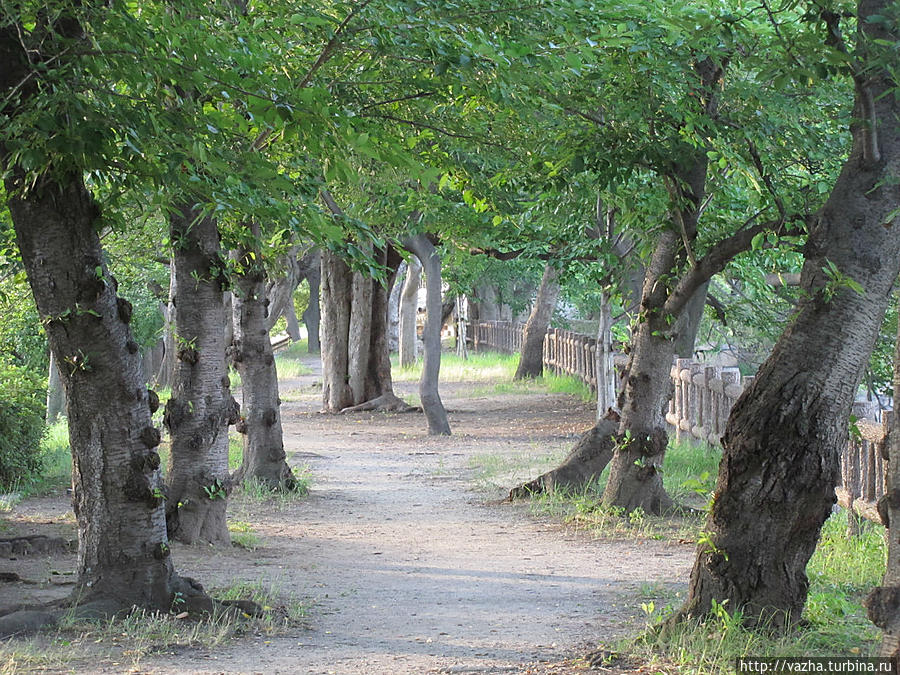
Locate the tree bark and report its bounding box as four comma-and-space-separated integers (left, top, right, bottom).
341, 246, 415, 414
164, 205, 235, 546
320, 248, 353, 411
514, 264, 560, 380
681, 0, 900, 625
399, 255, 422, 368
348, 243, 374, 405
403, 235, 451, 435
388, 262, 404, 353
229, 223, 295, 490
7, 170, 195, 611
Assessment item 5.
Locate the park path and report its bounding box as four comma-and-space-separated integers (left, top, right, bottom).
145, 355, 694, 674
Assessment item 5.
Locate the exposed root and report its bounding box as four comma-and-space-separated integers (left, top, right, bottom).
340, 393, 421, 414
508, 413, 619, 501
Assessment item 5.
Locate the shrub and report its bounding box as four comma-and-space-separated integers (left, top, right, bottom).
0, 361, 46, 490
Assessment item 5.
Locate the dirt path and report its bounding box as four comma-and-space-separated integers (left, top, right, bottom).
1, 356, 695, 674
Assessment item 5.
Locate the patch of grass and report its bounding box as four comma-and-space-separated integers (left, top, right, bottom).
661, 439, 720, 507
392, 351, 519, 383
542, 372, 594, 403
470, 379, 545, 397
235, 465, 312, 505
275, 358, 313, 378
229, 432, 243, 471
228, 520, 260, 550
468, 447, 567, 490
0, 582, 309, 672
277, 338, 310, 358
607, 510, 884, 673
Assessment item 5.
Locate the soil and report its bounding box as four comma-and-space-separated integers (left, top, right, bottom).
0, 355, 695, 674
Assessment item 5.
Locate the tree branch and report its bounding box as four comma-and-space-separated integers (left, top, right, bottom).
663, 211, 788, 317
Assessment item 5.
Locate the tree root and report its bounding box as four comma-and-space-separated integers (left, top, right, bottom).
508, 413, 619, 500
340, 393, 421, 414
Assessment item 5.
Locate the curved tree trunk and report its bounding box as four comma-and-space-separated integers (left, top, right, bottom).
514, 264, 560, 380
680, 0, 900, 625
403, 235, 451, 435
164, 205, 234, 546
320, 248, 353, 411
8, 170, 198, 612
229, 224, 295, 490
399, 255, 422, 368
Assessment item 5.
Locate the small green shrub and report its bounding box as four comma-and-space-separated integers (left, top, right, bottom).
0, 361, 46, 490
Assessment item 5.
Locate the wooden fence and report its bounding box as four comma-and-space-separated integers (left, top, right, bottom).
472, 321, 602, 392
471, 320, 890, 524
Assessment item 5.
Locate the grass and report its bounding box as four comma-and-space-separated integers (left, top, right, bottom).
392, 351, 519, 383
0, 580, 309, 673
615, 510, 885, 673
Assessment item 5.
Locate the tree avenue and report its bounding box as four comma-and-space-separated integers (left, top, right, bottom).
2, 0, 900, 659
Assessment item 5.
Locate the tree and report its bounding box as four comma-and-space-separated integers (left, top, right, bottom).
0, 1, 216, 618
678, 0, 900, 627
399, 256, 422, 367
164, 205, 236, 545
403, 233, 451, 435
513, 263, 561, 380
229, 222, 296, 490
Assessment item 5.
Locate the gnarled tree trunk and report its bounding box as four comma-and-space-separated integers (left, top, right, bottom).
45, 351, 65, 424
681, 0, 900, 625
230, 223, 295, 490
514, 264, 560, 380
403, 234, 450, 436
8, 170, 197, 612
164, 205, 235, 546
348, 242, 374, 405
154, 261, 177, 390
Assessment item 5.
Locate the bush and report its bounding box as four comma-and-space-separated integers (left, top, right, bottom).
0, 361, 46, 490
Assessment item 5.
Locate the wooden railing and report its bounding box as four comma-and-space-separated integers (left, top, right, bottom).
472, 321, 600, 391
470, 320, 889, 524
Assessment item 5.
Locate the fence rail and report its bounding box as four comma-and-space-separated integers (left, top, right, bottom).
470, 320, 889, 524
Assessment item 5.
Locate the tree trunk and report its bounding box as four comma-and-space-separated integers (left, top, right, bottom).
399, 255, 422, 367
514, 264, 560, 380
229, 224, 295, 490
283, 296, 302, 341
348, 243, 374, 405
320, 248, 353, 411
264, 246, 301, 333
164, 205, 235, 546
673, 282, 709, 358
154, 261, 177, 390
7, 169, 197, 611
403, 235, 451, 435
596, 294, 616, 419
681, 0, 900, 625
303, 250, 322, 353
867, 327, 900, 655
45, 351, 65, 424
389, 262, 404, 353
341, 246, 415, 414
